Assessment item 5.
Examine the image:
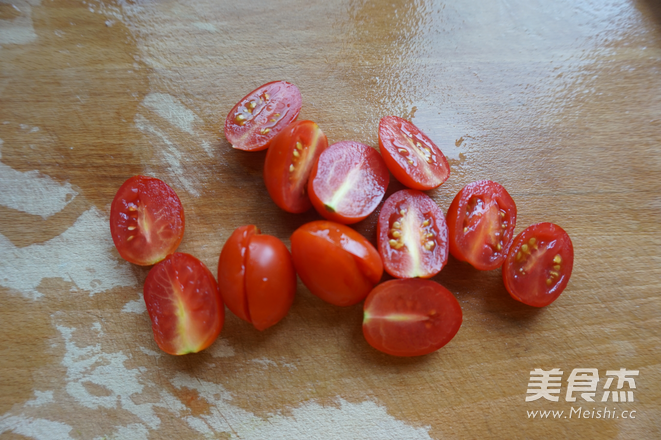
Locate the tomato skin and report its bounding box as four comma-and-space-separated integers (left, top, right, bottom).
144, 253, 224, 355
217, 226, 296, 330
110, 175, 185, 266
217, 225, 257, 322
377, 189, 449, 279
503, 223, 574, 307
290, 221, 383, 307
224, 81, 302, 151
308, 141, 389, 224
245, 234, 296, 330
363, 279, 462, 357
446, 180, 517, 271
378, 116, 450, 190
263, 120, 329, 213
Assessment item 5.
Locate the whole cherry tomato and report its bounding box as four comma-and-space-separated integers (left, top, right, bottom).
446, 180, 517, 271
224, 81, 302, 151
308, 141, 389, 224
110, 175, 184, 266
503, 222, 574, 307
218, 225, 296, 330
144, 253, 224, 355
263, 120, 328, 213
377, 189, 449, 279
378, 116, 450, 190
363, 279, 462, 356
290, 221, 383, 306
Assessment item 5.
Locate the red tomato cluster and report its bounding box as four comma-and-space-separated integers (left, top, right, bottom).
109, 81, 574, 357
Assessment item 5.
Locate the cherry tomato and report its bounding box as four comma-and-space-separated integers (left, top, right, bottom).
109, 175, 185, 266
217, 225, 296, 330
290, 221, 383, 307
263, 120, 329, 213
308, 141, 389, 224
143, 253, 224, 355
446, 180, 517, 271
378, 116, 450, 190
224, 81, 302, 151
503, 222, 574, 307
363, 279, 462, 357
377, 189, 449, 279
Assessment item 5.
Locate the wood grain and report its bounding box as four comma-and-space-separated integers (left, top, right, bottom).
1, 0, 660, 439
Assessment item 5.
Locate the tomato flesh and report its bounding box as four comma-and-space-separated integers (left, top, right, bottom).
377, 189, 449, 279
144, 253, 224, 355
446, 180, 517, 271
308, 141, 389, 224
503, 222, 574, 307
291, 221, 383, 306
224, 81, 302, 151
363, 279, 462, 357
218, 225, 296, 330
263, 120, 328, 213
378, 116, 450, 190
110, 175, 185, 266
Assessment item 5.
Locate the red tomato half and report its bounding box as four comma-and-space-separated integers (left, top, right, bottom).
503, 223, 574, 307
263, 120, 329, 213
110, 175, 185, 266
378, 116, 450, 190
290, 221, 383, 306
363, 279, 462, 357
218, 225, 296, 330
446, 180, 517, 271
377, 190, 449, 279
144, 253, 224, 355
308, 141, 389, 224
224, 81, 302, 151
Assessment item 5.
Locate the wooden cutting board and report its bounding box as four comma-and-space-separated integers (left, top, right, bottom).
1, 0, 660, 438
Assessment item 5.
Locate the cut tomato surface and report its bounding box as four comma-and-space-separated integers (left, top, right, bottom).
218, 225, 296, 330
110, 175, 185, 266
308, 141, 389, 224
264, 120, 328, 213
224, 81, 302, 151
363, 279, 462, 357
377, 189, 449, 279
503, 222, 574, 307
144, 253, 224, 355
290, 221, 383, 307
378, 116, 450, 190
446, 180, 517, 271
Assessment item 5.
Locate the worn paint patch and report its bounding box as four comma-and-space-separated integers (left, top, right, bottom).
206, 338, 235, 358
0, 139, 78, 219
0, 0, 41, 47
0, 415, 74, 440
25, 391, 54, 408
122, 292, 147, 314
170, 373, 433, 439
134, 113, 200, 197
56, 324, 186, 430
0, 207, 136, 300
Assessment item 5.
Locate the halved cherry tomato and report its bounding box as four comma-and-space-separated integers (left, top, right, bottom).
224, 81, 302, 151
446, 180, 517, 271
217, 225, 296, 330
308, 141, 389, 224
290, 221, 383, 306
378, 116, 450, 190
263, 120, 328, 213
503, 223, 574, 307
377, 190, 449, 279
144, 253, 224, 355
110, 175, 185, 266
363, 279, 462, 357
